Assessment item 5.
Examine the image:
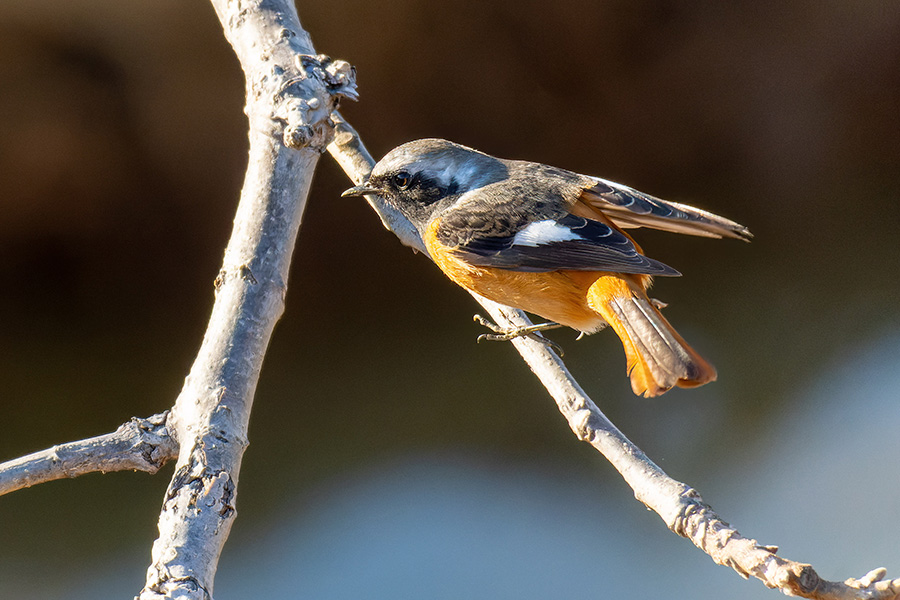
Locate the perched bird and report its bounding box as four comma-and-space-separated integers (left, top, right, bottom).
343, 139, 751, 397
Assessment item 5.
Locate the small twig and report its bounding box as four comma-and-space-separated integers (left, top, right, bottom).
326, 119, 900, 600
0, 412, 177, 497
328, 112, 426, 252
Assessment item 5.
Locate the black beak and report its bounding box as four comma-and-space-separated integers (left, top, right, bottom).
341, 184, 381, 198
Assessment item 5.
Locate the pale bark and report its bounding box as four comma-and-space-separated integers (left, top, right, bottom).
137, 1, 355, 598
0, 2, 896, 599
0, 413, 175, 496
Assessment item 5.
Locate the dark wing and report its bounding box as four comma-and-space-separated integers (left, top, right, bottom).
443, 213, 680, 276
581, 177, 752, 241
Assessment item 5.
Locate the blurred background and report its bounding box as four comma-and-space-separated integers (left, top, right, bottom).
1, 0, 899, 598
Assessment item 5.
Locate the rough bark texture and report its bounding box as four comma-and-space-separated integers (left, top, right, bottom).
138, 1, 355, 598
0, 413, 175, 496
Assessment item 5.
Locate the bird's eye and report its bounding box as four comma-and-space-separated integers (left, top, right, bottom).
392, 171, 412, 190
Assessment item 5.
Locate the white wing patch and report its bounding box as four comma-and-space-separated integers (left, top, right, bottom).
512, 220, 584, 247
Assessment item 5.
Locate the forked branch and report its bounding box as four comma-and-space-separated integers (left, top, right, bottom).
0, 3, 894, 600
0, 413, 176, 497
138, 1, 357, 598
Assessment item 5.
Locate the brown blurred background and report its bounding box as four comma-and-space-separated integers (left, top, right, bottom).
1, 0, 899, 598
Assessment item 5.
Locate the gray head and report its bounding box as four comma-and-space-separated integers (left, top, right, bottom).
342, 139, 508, 231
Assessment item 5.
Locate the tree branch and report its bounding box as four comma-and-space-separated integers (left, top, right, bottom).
1, 3, 895, 598
137, 2, 356, 598
0, 413, 176, 496
2, 4, 356, 597
326, 116, 900, 600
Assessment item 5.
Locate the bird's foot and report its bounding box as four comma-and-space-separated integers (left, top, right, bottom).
473, 314, 565, 356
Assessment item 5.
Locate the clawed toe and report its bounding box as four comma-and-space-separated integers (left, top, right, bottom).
473, 314, 565, 356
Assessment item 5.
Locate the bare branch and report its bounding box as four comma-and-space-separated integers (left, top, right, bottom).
0, 412, 176, 497
138, 2, 357, 599
2, 3, 892, 598
326, 119, 900, 600
329, 112, 426, 253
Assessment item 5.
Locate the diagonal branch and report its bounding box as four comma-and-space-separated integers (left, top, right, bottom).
0, 412, 176, 497
326, 115, 900, 600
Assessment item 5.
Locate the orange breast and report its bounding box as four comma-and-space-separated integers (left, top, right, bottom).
424, 219, 608, 332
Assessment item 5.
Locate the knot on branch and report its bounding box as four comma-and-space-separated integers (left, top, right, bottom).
141, 572, 212, 600
274, 54, 358, 151
165, 444, 237, 522
123, 412, 178, 471
298, 54, 359, 101
671, 490, 769, 578
779, 563, 821, 595
670, 486, 715, 538
571, 408, 595, 441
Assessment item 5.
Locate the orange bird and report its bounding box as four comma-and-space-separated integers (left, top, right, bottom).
344, 139, 751, 397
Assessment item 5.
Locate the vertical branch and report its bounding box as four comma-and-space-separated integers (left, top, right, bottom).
139, 2, 355, 598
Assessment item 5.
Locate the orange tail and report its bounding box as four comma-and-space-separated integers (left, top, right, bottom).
586, 275, 717, 398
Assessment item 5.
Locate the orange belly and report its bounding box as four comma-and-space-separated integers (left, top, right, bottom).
422, 220, 715, 397
425, 223, 622, 332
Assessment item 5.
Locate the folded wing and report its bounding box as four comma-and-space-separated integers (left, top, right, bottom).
447, 213, 680, 276
581, 177, 752, 241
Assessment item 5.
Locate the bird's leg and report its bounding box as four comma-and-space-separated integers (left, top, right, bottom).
473, 314, 563, 340
473, 314, 565, 356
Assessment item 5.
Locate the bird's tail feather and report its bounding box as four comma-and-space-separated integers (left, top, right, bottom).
587, 276, 717, 397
